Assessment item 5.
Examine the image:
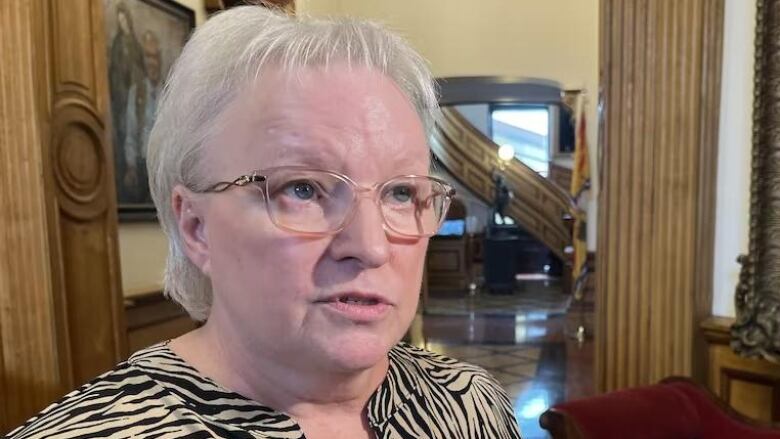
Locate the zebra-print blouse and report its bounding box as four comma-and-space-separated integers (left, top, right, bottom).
8, 342, 522, 438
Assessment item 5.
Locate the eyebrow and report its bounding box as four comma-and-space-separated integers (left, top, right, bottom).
265, 144, 344, 168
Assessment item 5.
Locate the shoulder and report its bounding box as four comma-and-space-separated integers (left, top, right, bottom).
389, 342, 507, 396
390, 343, 496, 378
6, 344, 174, 438
385, 343, 522, 438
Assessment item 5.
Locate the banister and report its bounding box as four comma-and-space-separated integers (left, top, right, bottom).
431, 106, 584, 260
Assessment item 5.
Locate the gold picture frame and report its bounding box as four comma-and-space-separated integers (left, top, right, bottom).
103, 0, 195, 221
732, 0, 780, 363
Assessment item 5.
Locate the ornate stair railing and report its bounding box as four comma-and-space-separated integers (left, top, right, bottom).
431, 106, 583, 260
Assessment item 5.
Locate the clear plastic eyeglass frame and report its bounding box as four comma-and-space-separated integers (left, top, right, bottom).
194, 166, 456, 238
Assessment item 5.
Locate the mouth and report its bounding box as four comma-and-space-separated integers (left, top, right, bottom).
317, 292, 390, 306
315, 292, 392, 322
333, 296, 381, 306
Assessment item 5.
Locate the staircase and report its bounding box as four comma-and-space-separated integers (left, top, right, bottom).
431, 106, 583, 260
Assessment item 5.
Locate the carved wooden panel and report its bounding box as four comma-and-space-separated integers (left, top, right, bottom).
0, 0, 125, 432
432, 107, 580, 259
428, 250, 462, 271
50, 0, 126, 384
54, 1, 96, 98
426, 239, 469, 292
0, 3, 60, 430
703, 317, 780, 423
596, 0, 723, 392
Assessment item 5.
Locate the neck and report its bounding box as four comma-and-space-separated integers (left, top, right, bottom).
170, 311, 388, 420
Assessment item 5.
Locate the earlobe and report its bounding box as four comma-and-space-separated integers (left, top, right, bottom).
172, 186, 211, 275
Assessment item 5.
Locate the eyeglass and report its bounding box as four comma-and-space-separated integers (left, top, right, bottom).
193, 166, 456, 238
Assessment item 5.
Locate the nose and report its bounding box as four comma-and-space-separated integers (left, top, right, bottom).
327, 195, 390, 269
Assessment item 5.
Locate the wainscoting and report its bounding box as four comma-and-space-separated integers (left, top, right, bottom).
125, 291, 197, 353
703, 317, 780, 423
426, 237, 471, 293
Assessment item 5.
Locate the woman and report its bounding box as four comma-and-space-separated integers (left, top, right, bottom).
9, 6, 522, 438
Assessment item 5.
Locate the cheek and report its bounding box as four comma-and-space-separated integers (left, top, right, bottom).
205, 208, 325, 306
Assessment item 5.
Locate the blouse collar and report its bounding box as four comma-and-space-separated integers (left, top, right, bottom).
128, 342, 427, 432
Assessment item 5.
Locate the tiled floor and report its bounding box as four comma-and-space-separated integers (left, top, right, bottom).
413, 279, 594, 439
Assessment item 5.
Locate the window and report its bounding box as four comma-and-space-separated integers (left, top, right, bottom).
491, 106, 551, 177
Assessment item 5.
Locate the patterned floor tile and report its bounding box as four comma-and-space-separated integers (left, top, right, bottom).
502, 362, 539, 378
425, 280, 571, 318
506, 346, 542, 360
467, 353, 527, 369
489, 371, 531, 387
428, 344, 494, 360
420, 279, 585, 439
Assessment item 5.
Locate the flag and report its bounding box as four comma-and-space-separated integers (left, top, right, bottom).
570, 93, 591, 300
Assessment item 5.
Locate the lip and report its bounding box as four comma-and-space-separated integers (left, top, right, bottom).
315, 291, 393, 323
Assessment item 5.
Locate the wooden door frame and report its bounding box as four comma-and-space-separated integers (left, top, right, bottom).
0, 0, 126, 432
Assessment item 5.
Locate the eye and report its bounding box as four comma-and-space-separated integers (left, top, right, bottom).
286, 181, 317, 200
388, 185, 415, 203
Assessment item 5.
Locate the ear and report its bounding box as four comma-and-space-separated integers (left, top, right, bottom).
171, 185, 211, 275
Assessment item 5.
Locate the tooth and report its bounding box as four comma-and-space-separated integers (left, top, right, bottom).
335, 296, 380, 305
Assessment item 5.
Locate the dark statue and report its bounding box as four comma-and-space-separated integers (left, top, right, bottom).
492, 173, 512, 224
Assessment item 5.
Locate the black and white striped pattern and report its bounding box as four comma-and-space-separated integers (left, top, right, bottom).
7, 343, 522, 438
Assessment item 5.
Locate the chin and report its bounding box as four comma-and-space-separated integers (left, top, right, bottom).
320, 330, 399, 372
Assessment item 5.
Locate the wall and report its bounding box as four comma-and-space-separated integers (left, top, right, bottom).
711, 0, 756, 317
176, 0, 207, 25
299, 0, 600, 251
120, 0, 600, 293
118, 0, 206, 296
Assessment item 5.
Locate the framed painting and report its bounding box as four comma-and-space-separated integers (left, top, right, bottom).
103, 0, 194, 221
206, 0, 295, 15
732, 0, 780, 363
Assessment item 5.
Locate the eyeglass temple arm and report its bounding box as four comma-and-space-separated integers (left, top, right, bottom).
200, 173, 265, 193
409, 187, 456, 233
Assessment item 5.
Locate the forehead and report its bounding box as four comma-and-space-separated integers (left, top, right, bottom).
205, 64, 429, 179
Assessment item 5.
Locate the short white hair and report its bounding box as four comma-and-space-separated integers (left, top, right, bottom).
146, 5, 439, 321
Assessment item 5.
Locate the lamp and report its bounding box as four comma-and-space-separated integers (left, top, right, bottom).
492, 144, 515, 226
498, 144, 515, 163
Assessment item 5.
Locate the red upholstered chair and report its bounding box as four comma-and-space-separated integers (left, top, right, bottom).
539, 377, 780, 439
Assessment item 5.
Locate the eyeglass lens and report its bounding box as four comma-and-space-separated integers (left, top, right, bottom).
261, 169, 449, 236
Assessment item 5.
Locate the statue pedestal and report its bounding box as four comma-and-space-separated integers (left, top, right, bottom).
484, 224, 519, 294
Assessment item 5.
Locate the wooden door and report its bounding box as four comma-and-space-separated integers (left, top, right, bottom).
0, 0, 126, 432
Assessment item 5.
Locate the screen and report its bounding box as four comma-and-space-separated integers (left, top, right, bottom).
436, 219, 466, 236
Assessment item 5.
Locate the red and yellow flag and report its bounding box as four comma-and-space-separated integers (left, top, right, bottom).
570, 94, 591, 299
